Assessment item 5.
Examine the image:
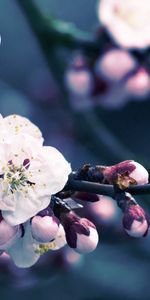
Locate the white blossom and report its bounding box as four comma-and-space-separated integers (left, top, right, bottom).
0, 133, 71, 226
98, 0, 150, 49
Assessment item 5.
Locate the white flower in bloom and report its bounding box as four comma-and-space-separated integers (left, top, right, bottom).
98, 0, 150, 49
0, 114, 44, 144
7, 222, 40, 268
0, 133, 71, 226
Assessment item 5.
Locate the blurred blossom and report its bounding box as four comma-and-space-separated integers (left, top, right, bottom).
64, 54, 94, 96
68, 94, 93, 111
90, 195, 119, 224
98, 0, 150, 49
125, 68, 150, 99
95, 82, 129, 109
63, 248, 83, 268
95, 49, 137, 82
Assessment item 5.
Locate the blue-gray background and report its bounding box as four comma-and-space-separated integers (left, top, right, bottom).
0, 1, 150, 299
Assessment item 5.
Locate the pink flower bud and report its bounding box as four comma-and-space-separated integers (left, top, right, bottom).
65, 54, 94, 96
95, 49, 137, 82
0, 219, 22, 250
31, 215, 60, 243
123, 204, 149, 238
102, 160, 148, 188
126, 68, 150, 98
62, 212, 99, 254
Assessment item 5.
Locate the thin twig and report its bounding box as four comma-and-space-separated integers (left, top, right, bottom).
65, 175, 150, 197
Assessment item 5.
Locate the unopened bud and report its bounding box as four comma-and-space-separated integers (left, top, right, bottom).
31, 214, 60, 243
95, 49, 137, 82
102, 160, 148, 188
65, 54, 93, 96
126, 68, 150, 98
62, 212, 99, 254
123, 203, 149, 238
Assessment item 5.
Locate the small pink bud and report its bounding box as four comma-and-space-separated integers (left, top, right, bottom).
95, 49, 137, 82
123, 204, 149, 238
102, 160, 148, 188
0, 219, 22, 250
62, 212, 99, 254
126, 68, 150, 98
31, 215, 60, 243
91, 195, 118, 224
65, 54, 93, 96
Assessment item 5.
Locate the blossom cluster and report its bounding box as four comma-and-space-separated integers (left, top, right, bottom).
75, 160, 150, 237
65, 50, 150, 111
64, 1, 150, 110
0, 115, 99, 268
0, 115, 149, 269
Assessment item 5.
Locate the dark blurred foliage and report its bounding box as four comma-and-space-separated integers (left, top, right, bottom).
0, 1, 150, 300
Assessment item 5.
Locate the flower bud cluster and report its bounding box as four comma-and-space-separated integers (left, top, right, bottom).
116, 192, 149, 238
0, 114, 149, 269
75, 160, 150, 239
65, 1, 150, 110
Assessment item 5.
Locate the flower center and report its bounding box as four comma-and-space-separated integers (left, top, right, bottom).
1, 159, 31, 194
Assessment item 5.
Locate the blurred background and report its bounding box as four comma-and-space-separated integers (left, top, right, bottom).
0, 0, 150, 299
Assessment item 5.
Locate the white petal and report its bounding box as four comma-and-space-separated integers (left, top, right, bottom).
24, 146, 71, 209
3, 134, 42, 167
2, 114, 44, 144
98, 0, 150, 49
7, 222, 40, 268
0, 182, 16, 211
2, 188, 51, 226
